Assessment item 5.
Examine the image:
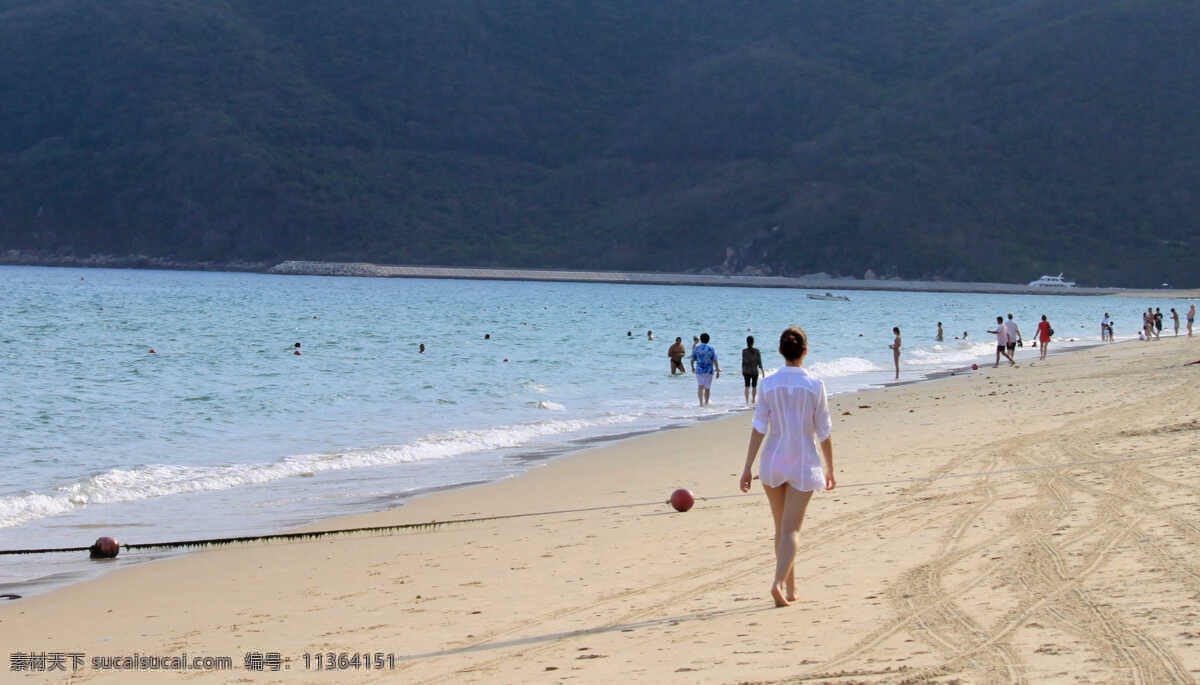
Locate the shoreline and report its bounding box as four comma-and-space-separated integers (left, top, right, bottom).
4, 337, 1198, 683
0, 359, 934, 600
268, 260, 1135, 296
0, 338, 1103, 600
6, 258, 1198, 297
0, 334, 1156, 603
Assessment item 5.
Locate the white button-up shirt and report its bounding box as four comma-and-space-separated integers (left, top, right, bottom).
750, 366, 832, 491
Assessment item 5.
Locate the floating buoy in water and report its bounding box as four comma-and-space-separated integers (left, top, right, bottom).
294, 350, 302, 356
90, 536, 119, 559
148, 349, 156, 354
670, 488, 695, 512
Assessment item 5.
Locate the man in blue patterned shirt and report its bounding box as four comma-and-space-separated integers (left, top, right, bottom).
690, 332, 721, 406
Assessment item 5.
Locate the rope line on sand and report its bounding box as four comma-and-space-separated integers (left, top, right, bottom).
0, 451, 1191, 556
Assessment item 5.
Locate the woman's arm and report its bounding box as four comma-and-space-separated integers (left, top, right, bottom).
740, 429, 765, 492
820, 436, 835, 490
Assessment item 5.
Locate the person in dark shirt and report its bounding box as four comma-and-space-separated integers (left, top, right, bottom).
742, 336, 765, 404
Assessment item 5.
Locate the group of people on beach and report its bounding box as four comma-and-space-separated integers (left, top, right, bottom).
888, 312, 1055, 378
1139, 305, 1193, 339
982, 312, 1048, 365
667, 334, 766, 406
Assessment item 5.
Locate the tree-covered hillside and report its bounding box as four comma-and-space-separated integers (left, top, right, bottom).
1, 0, 1196, 286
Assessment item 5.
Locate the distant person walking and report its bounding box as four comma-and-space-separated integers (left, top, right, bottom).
1035, 315, 1053, 360
742, 336, 766, 404
668, 337, 687, 375
1170, 308, 1179, 336
691, 333, 720, 406
739, 327, 835, 608
1154, 308, 1163, 337
1101, 313, 1111, 342
988, 316, 1015, 367
888, 327, 901, 380
936, 322, 943, 342
1189, 304, 1196, 337
1005, 313, 1023, 358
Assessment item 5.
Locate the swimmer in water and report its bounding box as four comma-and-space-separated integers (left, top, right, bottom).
419, 343, 425, 354
668, 337, 687, 375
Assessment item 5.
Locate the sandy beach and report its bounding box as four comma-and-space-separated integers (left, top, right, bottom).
3, 336, 1198, 683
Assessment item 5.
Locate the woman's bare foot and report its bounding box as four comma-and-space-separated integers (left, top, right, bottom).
771, 584, 790, 607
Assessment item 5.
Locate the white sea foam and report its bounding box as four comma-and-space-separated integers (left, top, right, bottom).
806, 357, 882, 378
536, 400, 566, 411
0, 413, 641, 528
904, 342, 998, 367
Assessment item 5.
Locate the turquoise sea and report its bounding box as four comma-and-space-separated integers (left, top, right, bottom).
0, 265, 1187, 594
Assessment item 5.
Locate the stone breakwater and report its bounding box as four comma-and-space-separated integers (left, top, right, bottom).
268, 260, 1127, 296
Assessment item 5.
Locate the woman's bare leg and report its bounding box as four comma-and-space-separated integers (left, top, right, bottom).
764, 483, 812, 606
762, 483, 789, 599
762, 483, 796, 602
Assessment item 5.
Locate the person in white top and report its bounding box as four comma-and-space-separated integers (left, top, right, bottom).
1005, 313, 1022, 358
987, 316, 1015, 367
739, 327, 835, 608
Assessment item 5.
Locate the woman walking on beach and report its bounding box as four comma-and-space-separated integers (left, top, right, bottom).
1035, 315, 1052, 360
739, 327, 835, 607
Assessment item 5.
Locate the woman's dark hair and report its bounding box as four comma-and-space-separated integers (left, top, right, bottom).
779, 327, 808, 361
1041, 314, 1047, 321
746, 335, 755, 347
892, 327, 900, 335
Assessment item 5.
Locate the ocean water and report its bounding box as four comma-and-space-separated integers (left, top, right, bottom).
0, 266, 1186, 594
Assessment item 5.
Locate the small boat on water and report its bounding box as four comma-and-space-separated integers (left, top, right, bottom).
807, 292, 851, 302
1027, 273, 1076, 288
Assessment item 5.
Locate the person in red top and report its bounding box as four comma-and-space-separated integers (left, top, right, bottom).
1035, 315, 1052, 361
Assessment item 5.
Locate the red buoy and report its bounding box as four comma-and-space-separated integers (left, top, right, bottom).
148, 349, 156, 354
294, 350, 302, 355
90, 536, 120, 559
670, 488, 695, 512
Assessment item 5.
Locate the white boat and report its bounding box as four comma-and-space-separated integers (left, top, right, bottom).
807, 292, 851, 301
1027, 273, 1076, 288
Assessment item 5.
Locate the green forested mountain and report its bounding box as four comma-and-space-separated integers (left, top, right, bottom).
1, 0, 1197, 286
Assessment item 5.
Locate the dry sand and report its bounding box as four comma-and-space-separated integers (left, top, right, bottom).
2, 337, 1198, 683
